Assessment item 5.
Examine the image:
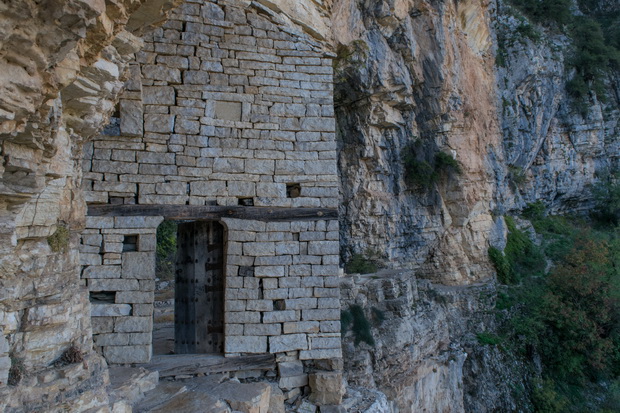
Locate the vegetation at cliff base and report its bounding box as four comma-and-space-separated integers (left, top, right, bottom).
490, 198, 620, 411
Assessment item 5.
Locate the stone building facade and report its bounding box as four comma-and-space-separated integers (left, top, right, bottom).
80, 0, 342, 369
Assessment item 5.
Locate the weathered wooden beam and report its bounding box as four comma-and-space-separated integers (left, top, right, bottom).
141, 353, 275, 378
87, 204, 338, 221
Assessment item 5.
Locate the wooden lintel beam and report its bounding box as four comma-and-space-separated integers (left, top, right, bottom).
87, 204, 338, 221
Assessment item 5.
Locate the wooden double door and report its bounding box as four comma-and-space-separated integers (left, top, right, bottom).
175, 221, 225, 354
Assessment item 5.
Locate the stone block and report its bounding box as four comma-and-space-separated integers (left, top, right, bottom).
104, 345, 151, 364
302, 309, 339, 321
119, 100, 143, 136
216, 381, 271, 413
268, 383, 285, 413
225, 336, 267, 353
255, 255, 291, 266
318, 298, 340, 309
269, 334, 308, 353
137, 152, 175, 164
92, 317, 114, 334
142, 64, 181, 83
309, 337, 341, 350
222, 219, 266, 232
314, 288, 339, 298
307, 241, 339, 255
243, 242, 275, 256
91, 304, 131, 317
228, 181, 255, 197
184, 70, 210, 84
299, 349, 342, 360
89, 279, 139, 291
213, 158, 245, 173
309, 372, 345, 405
82, 265, 121, 279
191, 181, 227, 196
122, 252, 155, 279
244, 323, 281, 336
143, 86, 175, 105
214, 101, 242, 121
114, 216, 163, 229
115, 316, 152, 333
279, 374, 308, 390
275, 241, 299, 255
246, 159, 275, 175
175, 118, 200, 134
144, 114, 175, 133
94, 332, 151, 346
254, 265, 285, 277
116, 291, 154, 304
263, 310, 297, 323
284, 298, 317, 310
283, 321, 320, 334
227, 311, 260, 323
245, 299, 274, 312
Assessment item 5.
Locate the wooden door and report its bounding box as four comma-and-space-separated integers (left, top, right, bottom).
175, 221, 224, 354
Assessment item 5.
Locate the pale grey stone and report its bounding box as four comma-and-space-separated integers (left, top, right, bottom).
225, 336, 267, 353
91, 304, 131, 317
283, 321, 320, 334
104, 345, 151, 364
269, 334, 308, 353
122, 252, 155, 279
263, 310, 297, 323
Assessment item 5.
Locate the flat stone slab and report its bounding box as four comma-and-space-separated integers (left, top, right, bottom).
108, 366, 159, 406
135, 376, 272, 413
140, 353, 275, 378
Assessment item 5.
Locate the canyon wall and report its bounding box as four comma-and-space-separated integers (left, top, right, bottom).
332, 0, 500, 285
0, 0, 179, 410
1, 0, 619, 411
493, 0, 620, 213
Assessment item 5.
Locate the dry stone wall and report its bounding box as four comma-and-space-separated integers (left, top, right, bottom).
80, 0, 343, 368
0, 0, 179, 411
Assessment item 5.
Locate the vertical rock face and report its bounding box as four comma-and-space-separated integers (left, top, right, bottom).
332, 0, 501, 285
494, 0, 620, 213
0, 0, 178, 410
340, 271, 531, 413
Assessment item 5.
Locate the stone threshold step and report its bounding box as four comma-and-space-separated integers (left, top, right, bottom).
139, 353, 276, 378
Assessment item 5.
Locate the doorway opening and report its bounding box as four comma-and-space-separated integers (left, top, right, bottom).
152, 220, 225, 355
175, 221, 225, 354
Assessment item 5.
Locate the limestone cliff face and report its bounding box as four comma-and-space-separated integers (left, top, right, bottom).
332, 0, 501, 285
340, 271, 531, 413
494, 0, 620, 213
0, 0, 178, 410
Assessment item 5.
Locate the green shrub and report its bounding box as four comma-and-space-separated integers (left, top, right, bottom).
509, 0, 572, 27
403, 142, 461, 191
349, 304, 375, 346
345, 253, 378, 274
8, 356, 24, 386
503, 216, 546, 282
522, 201, 546, 220
156, 221, 177, 280
489, 246, 514, 284
48, 224, 70, 252
434, 151, 461, 174
508, 165, 527, 188
531, 379, 568, 413
477, 332, 502, 346
592, 174, 620, 226
341, 309, 353, 335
